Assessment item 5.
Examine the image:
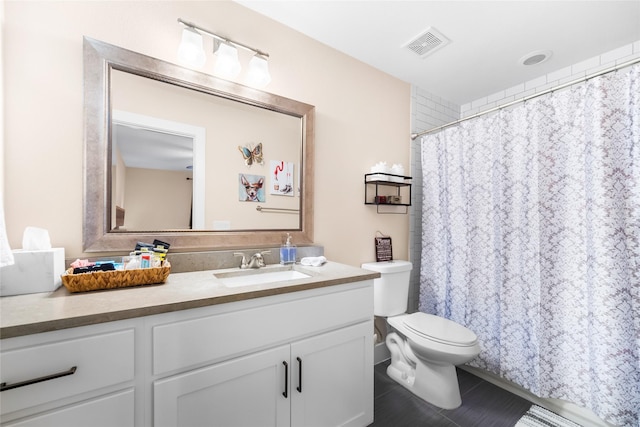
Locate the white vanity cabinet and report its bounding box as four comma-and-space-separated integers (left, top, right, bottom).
0, 320, 138, 427
0, 275, 375, 427
151, 281, 373, 427
154, 322, 372, 427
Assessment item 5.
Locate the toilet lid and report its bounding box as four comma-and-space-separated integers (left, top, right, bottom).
403, 312, 478, 346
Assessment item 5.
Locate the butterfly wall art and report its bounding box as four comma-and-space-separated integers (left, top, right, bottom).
238, 142, 264, 166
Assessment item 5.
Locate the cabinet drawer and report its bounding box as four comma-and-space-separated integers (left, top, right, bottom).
3, 389, 134, 427
0, 329, 134, 415
153, 283, 373, 375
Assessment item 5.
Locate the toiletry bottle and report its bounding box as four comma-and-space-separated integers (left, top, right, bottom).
141, 252, 151, 269
280, 233, 297, 265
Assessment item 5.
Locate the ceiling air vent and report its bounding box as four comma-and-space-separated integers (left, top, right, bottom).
405, 27, 449, 58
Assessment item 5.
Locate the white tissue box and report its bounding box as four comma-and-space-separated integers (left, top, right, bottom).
0, 248, 65, 296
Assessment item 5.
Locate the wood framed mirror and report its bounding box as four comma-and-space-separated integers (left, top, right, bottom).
83, 37, 314, 252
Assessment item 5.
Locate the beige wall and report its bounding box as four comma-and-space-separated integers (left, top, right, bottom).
2, 1, 410, 267
0, 1, 4, 195
123, 167, 193, 230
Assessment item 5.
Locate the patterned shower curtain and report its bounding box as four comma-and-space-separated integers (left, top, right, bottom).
420, 64, 640, 426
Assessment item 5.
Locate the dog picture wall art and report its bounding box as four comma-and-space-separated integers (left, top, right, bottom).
239, 174, 265, 202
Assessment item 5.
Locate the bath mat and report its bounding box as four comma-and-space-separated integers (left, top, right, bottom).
515, 405, 582, 427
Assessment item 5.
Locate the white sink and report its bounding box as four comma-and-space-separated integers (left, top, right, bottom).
214, 266, 312, 288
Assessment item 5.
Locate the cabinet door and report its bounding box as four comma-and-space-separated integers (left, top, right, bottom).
291, 321, 373, 427
154, 345, 290, 427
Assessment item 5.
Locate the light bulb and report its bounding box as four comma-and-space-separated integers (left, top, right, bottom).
247, 54, 271, 87
213, 42, 241, 78
177, 28, 206, 68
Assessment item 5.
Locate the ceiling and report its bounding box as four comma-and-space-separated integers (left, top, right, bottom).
113, 124, 193, 172
236, 1, 640, 106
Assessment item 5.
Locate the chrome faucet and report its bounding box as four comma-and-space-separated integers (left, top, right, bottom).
234, 251, 271, 269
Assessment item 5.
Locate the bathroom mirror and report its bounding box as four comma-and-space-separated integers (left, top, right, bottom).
83, 37, 314, 252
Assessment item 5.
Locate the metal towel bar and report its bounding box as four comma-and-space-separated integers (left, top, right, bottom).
256, 206, 299, 213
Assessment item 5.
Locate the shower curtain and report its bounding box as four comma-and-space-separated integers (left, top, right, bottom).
420, 64, 639, 426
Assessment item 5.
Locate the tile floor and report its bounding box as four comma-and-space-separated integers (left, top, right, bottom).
370, 360, 533, 427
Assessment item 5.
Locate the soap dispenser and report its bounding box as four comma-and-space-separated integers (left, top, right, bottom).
280, 233, 297, 265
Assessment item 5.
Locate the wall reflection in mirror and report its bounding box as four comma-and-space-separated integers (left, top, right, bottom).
110, 70, 301, 232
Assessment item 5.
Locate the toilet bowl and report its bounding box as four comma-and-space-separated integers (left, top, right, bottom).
361, 261, 480, 410
386, 312, 480, 409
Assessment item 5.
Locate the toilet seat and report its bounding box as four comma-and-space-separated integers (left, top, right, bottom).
399, 312, 478, 347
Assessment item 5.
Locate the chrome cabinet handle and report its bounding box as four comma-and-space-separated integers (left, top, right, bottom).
296, 357, 302, 393
282, 361, 288, 398
1, 366, 77, 392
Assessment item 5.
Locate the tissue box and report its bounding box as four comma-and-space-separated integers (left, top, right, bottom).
0, 248, 65, 296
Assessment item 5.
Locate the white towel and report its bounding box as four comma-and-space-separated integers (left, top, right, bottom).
0, 195, 14, 268
300, 256, 327, 267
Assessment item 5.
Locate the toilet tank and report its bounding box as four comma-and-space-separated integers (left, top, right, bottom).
361, 260, 412, 317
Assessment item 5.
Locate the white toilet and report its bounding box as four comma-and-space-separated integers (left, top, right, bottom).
361, 260, 480, 410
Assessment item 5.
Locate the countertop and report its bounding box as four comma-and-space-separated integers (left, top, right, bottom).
0, 262, 379, 339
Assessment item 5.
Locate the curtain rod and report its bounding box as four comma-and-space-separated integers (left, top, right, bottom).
411, 56, 640, 140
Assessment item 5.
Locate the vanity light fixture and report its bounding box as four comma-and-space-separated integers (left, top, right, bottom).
177, 27, 206, 68
247, 53, 272, 87
177, 18, 271, 87
213, 40, 242, 78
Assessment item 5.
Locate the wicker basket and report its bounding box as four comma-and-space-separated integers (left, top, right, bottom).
61, 262, 171, 293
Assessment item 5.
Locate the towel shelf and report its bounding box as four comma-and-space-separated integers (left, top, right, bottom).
364, 173, 411, 214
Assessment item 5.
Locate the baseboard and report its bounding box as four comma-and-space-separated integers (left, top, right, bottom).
459, 365, 615, 427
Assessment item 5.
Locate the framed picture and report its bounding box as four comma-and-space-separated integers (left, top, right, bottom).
239, 173, 265, 202
270, 160, 294, 196
375, 236, 393, 262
